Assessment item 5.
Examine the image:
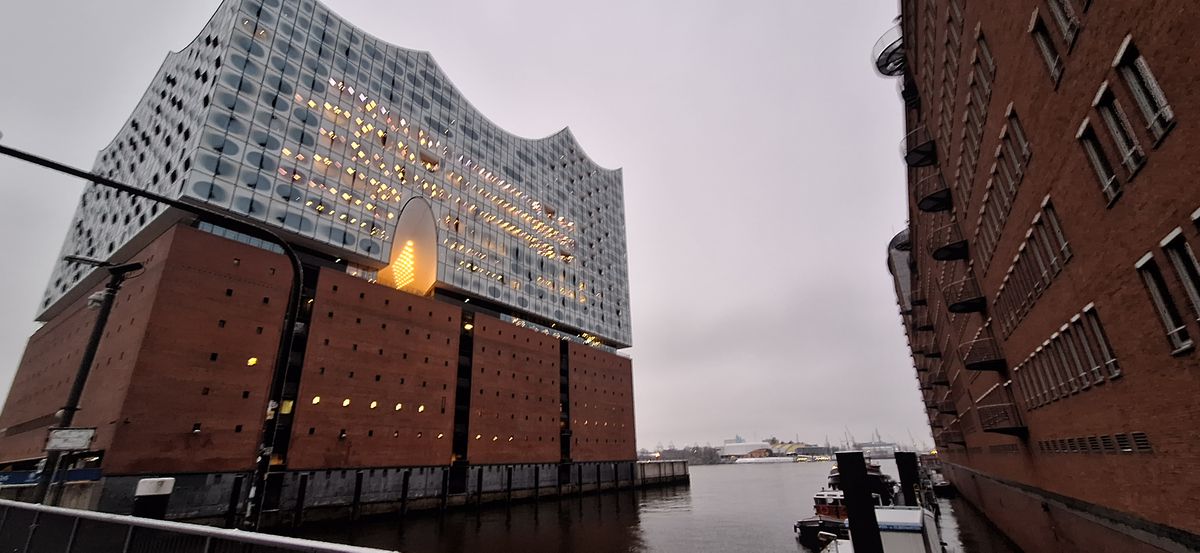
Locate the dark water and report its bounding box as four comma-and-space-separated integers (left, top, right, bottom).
293, 461, 1019, 553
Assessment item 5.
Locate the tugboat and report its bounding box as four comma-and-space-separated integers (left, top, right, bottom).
795, 461, 942, 552
827, 461, 898, 505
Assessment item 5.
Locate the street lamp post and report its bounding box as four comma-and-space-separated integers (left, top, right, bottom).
0, 141, 302, 529
32, 258, 143, 505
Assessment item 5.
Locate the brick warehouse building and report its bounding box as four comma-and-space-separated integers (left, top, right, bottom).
881, 1, 1200, 551
0, 0, 642, 523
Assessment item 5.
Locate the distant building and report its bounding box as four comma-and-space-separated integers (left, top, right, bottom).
718, 442, 772, 461
880, 1, 1200, 550
774, 443, 835, 457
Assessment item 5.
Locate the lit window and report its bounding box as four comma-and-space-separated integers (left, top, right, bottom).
342, 398, 351, 407
369, 401, 378, 409
417, 404, 425, 412
311, 396, 321, 405
394, 403, 403, 411
246, 357, 258, 366
474, 434, 481, 440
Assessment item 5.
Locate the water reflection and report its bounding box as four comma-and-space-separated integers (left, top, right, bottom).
292, 463, 1014, 553
294, 486, 694, 553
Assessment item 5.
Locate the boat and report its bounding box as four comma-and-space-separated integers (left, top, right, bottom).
827, 462, 898, 506
795, 458, 942, 552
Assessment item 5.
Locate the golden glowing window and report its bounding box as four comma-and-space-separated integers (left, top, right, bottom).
342, 398, 351, 407
394, 403, 403, 411
369, 401, 378, 409
246, 357, 258, 366
311, 396, 321, 405
417, 404, 426, 413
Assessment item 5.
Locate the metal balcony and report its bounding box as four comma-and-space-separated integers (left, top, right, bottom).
913, 309, 934, 331
873, 25, 905, 77
943, 276, 986, 313
939, 429, 966, 445
928, 222, 968, 261
902, 126, 937, 167
977, 403, 1027, 436
901, 72, 920, 108
937, 399, 957, 414
915, 171, 952, 212
929, 365, 949, 386
960, 337, 1007, 372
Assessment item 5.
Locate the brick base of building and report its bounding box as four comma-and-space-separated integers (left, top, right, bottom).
945, 463, 1200, 553
0, 461, 689, 529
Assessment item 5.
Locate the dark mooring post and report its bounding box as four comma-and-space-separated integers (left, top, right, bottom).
895, 451, 920, 507
836, 451, 884, 553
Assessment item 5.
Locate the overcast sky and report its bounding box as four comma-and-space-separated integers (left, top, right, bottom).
0, 0, 923, 450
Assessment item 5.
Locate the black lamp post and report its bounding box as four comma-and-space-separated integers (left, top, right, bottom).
32, 257, 143, 505
0, 140, 302, 529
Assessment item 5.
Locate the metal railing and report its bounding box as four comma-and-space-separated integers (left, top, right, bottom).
937, 400, 957, 414
938, 430, 965, 445
901, 126, 936, 167
929, 365, 949, 386
960, 337, 1007, 372
873, 25, 905, 76
0, 499, 394, 553
915, 171, 952, 212
977, 403, 1026, 435
928, 222, 967, 261
943, 276, 985, 313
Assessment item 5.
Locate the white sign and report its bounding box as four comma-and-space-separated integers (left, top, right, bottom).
45, 428, 96, 451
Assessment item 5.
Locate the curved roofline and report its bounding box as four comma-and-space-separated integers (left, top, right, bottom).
319, 0, 623, 173
92, 0, 232, 162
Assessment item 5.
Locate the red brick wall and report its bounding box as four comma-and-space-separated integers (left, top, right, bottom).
0, 292, 101, 463
2, 225, 640, 476
904, 0, 1200, 538
466, 314, 561, 464
104, 226, 290, 474
566, 343, 635, 462
285, 270, 459, 469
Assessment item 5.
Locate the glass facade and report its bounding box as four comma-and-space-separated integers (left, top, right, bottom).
43, 0, 632, 347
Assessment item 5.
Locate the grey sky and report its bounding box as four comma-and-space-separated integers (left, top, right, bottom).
0, 0, 922, 450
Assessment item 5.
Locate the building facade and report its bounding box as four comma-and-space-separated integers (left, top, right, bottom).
0, 0, 639, 523
882, 1, 1200, 551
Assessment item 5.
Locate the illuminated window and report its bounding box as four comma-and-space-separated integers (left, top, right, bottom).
342, 398, 351, 407
369, 401, 378, 409
312, 396, 321, 405
417, 404, 426, 412
246, 357, 258, 366
394, 403, 403, 411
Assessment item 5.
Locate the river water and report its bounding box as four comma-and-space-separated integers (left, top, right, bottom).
292, 461, 1020, 552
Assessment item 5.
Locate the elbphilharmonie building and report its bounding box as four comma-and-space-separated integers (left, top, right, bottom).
0, 0, 644, 523
44, 0, 631, 348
